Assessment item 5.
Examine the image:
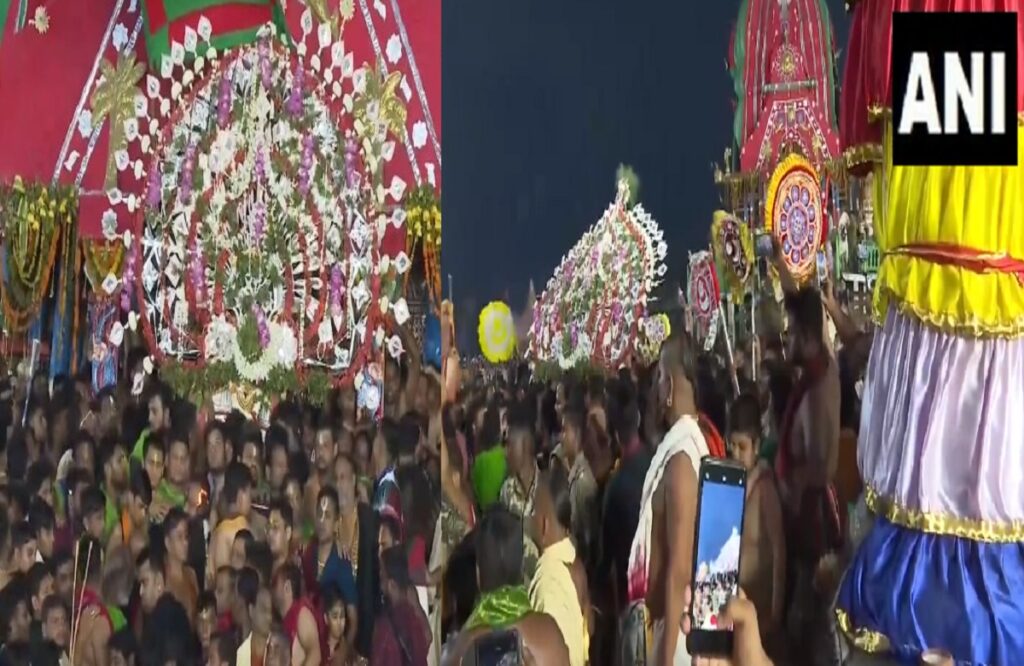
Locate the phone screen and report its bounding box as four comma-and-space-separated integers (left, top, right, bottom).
474, 629, 521, 666
688, 458, 747, 655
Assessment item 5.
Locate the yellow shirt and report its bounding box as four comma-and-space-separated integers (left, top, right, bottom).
528, 537, 588, 666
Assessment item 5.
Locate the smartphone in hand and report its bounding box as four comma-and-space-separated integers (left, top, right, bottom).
474, 629, 523, 666
686, 457, 748, 656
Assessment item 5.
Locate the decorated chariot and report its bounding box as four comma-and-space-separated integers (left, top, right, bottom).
0, 0, 439, 416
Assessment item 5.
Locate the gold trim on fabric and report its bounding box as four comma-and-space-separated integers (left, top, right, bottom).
873, 282, 1024, 340
840, 142, 883, 169
864, 486, 1024, 543
835, 608, 891, 654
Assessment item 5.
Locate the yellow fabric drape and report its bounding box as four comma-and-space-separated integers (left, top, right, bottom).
528, 537, 589, 666
872, 123, 1024, 338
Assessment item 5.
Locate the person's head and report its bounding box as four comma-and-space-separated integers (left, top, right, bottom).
137, 548, 166, 613
214, 566, 237, 616
26, 460, 54, 508
209, 630, 238, 666
267, 499, 293, 560
475, 507, 524, 593
315, 487, 339, 545
27, 400, 48, 446
353, 431, 371, 475
0, 579, 31, 643
166, 434, 191, 486
245, 542, 273, 586
28, 561, 54, 620
506, 422, 535, 479
97, 388, 119, 436
143, 436, 166, 488
162, 508, 189, 565
9, 522, 37, 574
196, 593, 217, 652
272, 563, 302, 615
265, 433, 290, 492
204, 422, 231, 475
107, 628, 138, 666
74, 536, 104, 590
222, 461, 253, 517
66, 467, 91, 520
231, 530, 254, 571
379, 545, 411, 606
249, 585, 274, 637
28, 499, 56, 561
234, 565, 260, 627
127, 468, 153, 528
41, 595, 69, 648
333, 453, 357, 506
99, 439, 130, 490
784, 286, 825, 365
378, 514, 401, 554
657, 334, 699, 423
371, 419, 398, 478
5, 484, 29, 525
240, 429, 264, 485
51, 552, 73, 602
314, 423, 338, 474
560, 403, 585, 460
73, 431, 97, 481
728, 392, 762, 471
531, 465, 571, 550
281, 474, 303, 519
145, 384, 172, 433
321, 588, 347, 643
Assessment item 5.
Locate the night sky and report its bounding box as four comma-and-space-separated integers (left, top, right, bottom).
442, 0, 849, 350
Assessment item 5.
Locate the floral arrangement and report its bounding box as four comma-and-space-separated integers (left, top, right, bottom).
404, 184, 441, 305
108, 18, 410, 406
530, 175, 667, 372
635, 313, 671, 365
0, 179, 76, 332
687, 251, 721, 351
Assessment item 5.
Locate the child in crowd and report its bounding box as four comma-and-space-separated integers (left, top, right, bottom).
729, 392, 786, 656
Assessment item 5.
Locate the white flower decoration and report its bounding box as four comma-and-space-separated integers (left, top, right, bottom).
112, 23, 129, 52
101, 209, 118, 240
392, 298, 410, 325
77, 110, 93, 139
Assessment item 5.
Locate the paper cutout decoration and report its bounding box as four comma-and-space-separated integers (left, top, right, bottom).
711, 210, 754, 295
687, 251, 720, 350
139, 0, 289, 67
478, 301, 516, 364
531, 177, 668, 371
765, 154, 825, 284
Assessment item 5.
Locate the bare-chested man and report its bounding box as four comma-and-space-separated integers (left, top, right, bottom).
625, 335, 708, 666
274, 563, 324, 666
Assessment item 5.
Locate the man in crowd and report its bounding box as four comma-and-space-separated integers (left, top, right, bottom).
273, 563, 324, 666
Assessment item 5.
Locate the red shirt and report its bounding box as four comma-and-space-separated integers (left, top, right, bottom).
371, 600, 428, 666
282, 598, 329, 664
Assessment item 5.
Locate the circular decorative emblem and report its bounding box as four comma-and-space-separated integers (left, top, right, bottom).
478, 301, 516, 364
765, 154, 824, 283
711, 210, 753, 294
687, 251, 720, 329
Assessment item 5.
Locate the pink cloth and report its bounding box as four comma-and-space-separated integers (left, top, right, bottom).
859, 307, 1024, 523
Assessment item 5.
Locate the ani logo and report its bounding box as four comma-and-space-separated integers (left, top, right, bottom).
891, 12, 1018, 166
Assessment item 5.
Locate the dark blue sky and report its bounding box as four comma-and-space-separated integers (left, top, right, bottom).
442, 0, 849, 350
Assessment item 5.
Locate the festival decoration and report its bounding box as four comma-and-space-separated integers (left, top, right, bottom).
711, 210, 753, 294
404, 184, 441, 304
478, 301, 516, 364
0, 179, 76, 333
531, 175, 668, 371
764, 154, 825, 284
635, 313, 671, 365
116, 19, 408, 407
687, 251, 721, 351
139, 0, 288, 67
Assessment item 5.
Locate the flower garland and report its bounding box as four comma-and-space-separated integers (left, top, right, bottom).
82, 239, 126, 296
404, 185, 441, 304
0, 179, 75, 332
